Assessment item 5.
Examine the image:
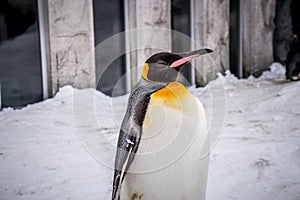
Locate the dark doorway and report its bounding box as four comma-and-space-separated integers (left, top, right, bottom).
291, 0, 300, 37
0, 0, 43, 108
273, 0, 300, 64
171, 0, 192, 86
273, 0, 293, 64
229, 0, 243, 78
93, 0, 126, 96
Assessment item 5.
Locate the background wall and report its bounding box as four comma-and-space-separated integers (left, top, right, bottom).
44, 0, 277, 96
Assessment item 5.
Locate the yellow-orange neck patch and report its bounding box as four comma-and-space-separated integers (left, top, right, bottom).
150, 82, 190, 110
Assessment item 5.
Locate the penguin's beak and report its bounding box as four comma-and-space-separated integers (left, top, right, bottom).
170, 48, 213, 68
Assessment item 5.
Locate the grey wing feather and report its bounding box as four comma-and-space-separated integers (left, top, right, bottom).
111, 80, 166, 200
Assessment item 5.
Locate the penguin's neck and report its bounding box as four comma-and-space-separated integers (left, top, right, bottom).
150, 81, 191, 110
133, 78, 168, 94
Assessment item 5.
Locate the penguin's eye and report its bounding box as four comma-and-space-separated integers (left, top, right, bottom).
157, 60, 167, 65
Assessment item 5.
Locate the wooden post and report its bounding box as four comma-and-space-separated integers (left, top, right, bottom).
46, 0, 96, 96
126, 0, 172, 87
192, 0, 230, 86
242, 0, 276, 77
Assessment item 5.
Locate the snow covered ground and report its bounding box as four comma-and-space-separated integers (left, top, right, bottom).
0, 63, 299, 200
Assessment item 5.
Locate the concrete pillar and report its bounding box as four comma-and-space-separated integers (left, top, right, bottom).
242, 0, 276, 77
126, 0, 171, 87
47, 0, 95, 96
193, 0, 230, 86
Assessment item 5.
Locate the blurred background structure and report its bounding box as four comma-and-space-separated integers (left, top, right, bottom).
0, 0, 299, 107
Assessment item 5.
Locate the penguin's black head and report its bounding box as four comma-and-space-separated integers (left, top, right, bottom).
142, 48, 213, 83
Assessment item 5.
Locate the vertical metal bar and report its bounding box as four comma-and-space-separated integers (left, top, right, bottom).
238, 0, 243, 78
37, 0, 49, 99
230, 0, 243, 78
124, 0, 131, 93
190, 0, 196, 85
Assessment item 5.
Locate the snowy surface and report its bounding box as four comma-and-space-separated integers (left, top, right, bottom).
0, 63, 300, 200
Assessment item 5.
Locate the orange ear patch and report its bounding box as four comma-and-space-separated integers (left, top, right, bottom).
150, 82, 190, 110
142, 63, 150, 81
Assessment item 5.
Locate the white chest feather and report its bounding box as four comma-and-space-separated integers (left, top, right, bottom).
121, 83, 209, 200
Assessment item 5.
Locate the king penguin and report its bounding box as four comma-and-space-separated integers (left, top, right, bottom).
112, 48, 213, 200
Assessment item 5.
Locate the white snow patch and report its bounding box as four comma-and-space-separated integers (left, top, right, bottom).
0, 63, 300, 199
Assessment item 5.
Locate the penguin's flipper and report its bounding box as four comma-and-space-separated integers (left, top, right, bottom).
112, 129, 140, 200
111, 80, 165, 200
